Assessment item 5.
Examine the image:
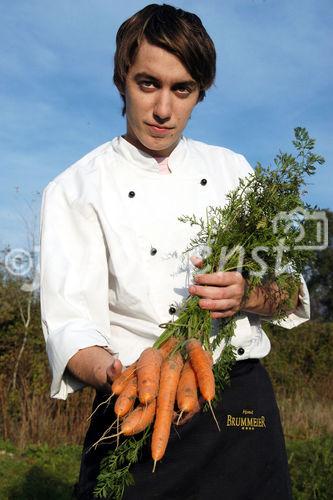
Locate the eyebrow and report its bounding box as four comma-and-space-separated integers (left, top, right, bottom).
133, 72, 198, 88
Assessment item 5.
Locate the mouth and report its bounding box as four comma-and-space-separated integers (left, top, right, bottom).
146, 123, 174, 135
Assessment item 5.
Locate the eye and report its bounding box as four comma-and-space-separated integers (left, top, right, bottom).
138, 80, 157, 91
175, 86, 193, 96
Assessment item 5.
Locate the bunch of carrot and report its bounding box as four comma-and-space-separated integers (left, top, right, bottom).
109, 336, 216, 470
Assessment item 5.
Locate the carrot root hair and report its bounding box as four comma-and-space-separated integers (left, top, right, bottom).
86, 393, 114, 421
116, 415, 120, 448
208, 400, 220, 431
89, 429, 125, 452
176, 410, 184, 426
89, 414, 120, 451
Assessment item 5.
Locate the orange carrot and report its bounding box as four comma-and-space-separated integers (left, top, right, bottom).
137, 347, 163, 404
121, 400, 156, 436
114, 376, 138, 418
158, 336, 179, 359
205, 350, 213, 367
176, 360, 199, 413
111, 362, 137, 396
186, 339, 215, 402
151, 352, 184, 468
186, 339, 220, 431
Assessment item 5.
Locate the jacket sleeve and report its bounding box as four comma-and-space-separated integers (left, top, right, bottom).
269, 275, 311, 329
40, 180, 112, 399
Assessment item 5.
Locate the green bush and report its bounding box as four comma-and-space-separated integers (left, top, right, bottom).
287, 436, 333, 500
263, 321, 333, 396
0, 441, 82, 500
1, 438, 332, 500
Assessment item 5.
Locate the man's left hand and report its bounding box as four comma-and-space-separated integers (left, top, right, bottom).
189, 257, 246, 319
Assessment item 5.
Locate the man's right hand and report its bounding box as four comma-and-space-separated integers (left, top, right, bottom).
106, 358, 123, 384
67, 346, 123, 392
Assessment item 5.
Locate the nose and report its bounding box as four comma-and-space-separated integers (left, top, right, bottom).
153, 89, 172, 124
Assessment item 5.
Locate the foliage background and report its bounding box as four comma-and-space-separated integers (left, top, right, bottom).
0, 211, 332, 498
0, 210, 331, 443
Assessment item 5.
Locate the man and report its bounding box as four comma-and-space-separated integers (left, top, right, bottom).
40, 4, 309, 499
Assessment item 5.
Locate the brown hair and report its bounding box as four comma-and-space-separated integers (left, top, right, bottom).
113, 3, 216, 115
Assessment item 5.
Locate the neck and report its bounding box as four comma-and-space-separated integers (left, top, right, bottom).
122, 133, 179, 157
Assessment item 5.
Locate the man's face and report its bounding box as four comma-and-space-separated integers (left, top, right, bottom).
123, 39, 200, 157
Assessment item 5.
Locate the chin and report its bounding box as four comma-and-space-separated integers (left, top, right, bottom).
144, 135, 178, 153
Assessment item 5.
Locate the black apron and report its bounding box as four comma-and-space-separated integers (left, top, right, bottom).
74, 360, 292, 500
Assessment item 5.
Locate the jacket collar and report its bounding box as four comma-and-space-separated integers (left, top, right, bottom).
111, 135, 189, 174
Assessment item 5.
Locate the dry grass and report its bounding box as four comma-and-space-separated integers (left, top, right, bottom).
0, 376, 95, 448
1, 377, 332, 449
278, 390, 333, 440
276, 375, 333, 440
1, 343, 332, 449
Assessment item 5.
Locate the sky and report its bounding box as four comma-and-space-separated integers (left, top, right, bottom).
0, 0, 332, 252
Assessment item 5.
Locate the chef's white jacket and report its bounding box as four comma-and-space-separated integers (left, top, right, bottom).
40, 136, 310, 399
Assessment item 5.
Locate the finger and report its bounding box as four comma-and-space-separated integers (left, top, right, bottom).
198, 298, 238, 311
210, 310, 237, 319
175, 412, 195, 426
106, 358, 123, 383
190, 255, 204, 268
173, 395, 204, 426
174, 404, 201, 426
194, 271, 243, 287
189, 284, 241, 301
